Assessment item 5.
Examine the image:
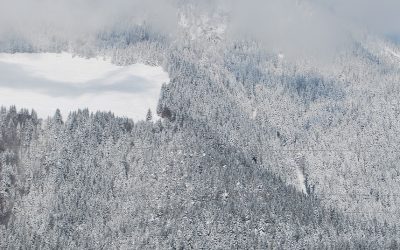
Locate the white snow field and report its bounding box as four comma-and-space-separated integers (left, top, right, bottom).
0, 53, 169, 120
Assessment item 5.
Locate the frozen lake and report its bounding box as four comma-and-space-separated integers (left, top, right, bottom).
0, 53, 169, 121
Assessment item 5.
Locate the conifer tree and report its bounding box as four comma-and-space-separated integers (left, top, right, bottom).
146, 109, 153, 122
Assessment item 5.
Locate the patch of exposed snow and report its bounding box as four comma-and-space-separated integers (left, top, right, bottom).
296, 167, 307, 195
251, 108, 258, 120
0, 53, 169, 121
294, 154, 308, 195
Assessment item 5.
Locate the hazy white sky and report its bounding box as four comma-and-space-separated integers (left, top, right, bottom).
0, 53, 169, 120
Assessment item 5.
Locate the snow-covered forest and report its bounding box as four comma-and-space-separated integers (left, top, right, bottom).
1, 0, 400, 249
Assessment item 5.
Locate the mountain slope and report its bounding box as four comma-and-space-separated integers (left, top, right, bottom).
1, 107, 399, 249
1, 2, 400, 249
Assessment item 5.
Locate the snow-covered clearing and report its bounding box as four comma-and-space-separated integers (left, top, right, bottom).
296, 167, 307, 195
0, 53, 169, 120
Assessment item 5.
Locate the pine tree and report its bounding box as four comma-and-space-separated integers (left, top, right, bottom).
146, 109, 153, 122
54, 109, 63, 125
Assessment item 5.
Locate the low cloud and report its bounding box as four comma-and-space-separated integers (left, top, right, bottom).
224, 0, 400, 61
0, 62, 152, 97
0, 0, 399, 60
320, 0, 400, 37
226, 0, 351, 61
0, 53, 169, 120
0, 0, 178, 41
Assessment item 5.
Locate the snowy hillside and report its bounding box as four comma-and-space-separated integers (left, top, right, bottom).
1, 1, 400, 249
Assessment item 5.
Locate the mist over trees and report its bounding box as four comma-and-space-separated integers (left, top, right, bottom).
1, 1, 400, 249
